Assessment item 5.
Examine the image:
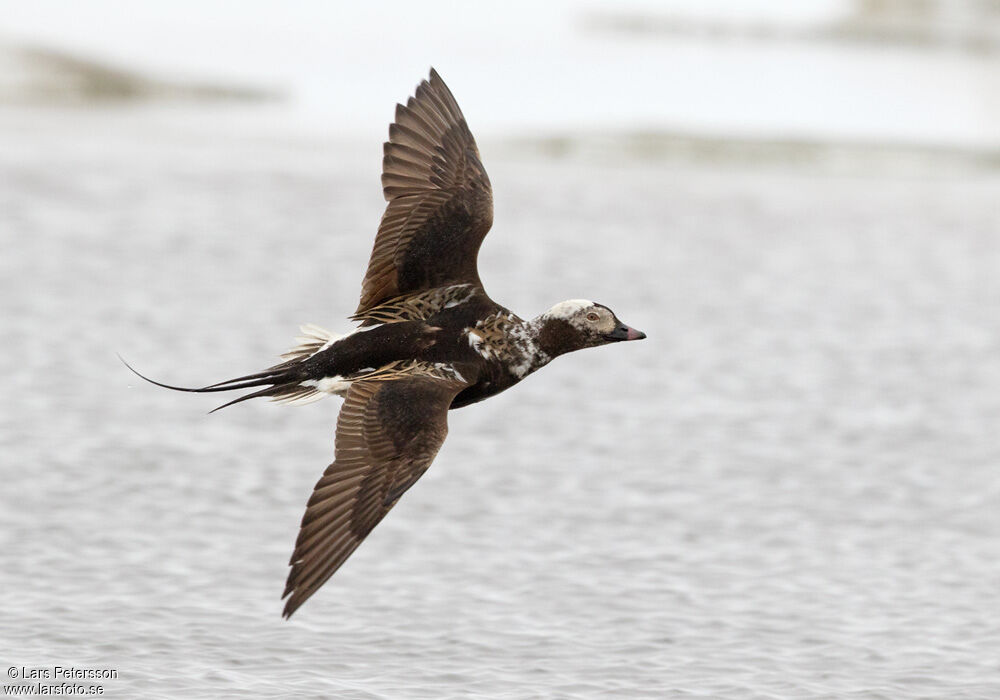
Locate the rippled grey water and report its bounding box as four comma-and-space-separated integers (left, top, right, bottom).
2, 108, 999, 699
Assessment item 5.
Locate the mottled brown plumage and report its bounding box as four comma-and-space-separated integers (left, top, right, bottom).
126, 69, 645, 620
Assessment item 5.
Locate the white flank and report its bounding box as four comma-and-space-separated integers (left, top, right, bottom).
308, 376, 353, 395
272, 376, 350, 407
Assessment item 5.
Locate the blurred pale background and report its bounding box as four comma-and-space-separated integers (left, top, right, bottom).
2, 0, 998, 144
2, 2, 999, 699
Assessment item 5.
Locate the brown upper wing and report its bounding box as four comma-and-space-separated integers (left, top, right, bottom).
281, 372, 468, 618
356, 69, 494, 315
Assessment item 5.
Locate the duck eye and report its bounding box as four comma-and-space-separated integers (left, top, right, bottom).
586, 312, 600, 322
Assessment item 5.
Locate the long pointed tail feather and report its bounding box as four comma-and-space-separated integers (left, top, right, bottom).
118, 354, 308, 413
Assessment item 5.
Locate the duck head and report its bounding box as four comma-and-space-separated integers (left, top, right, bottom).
534, 299, 646, 358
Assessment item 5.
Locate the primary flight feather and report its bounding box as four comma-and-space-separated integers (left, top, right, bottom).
127, 69, 645, 618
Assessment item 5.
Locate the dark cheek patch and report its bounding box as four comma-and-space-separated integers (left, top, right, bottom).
537, 319, 586, 357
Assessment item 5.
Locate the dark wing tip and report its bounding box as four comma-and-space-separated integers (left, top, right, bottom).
281, 593, 299, 619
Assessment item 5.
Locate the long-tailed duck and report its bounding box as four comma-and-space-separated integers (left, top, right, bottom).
127, 69, 645, 618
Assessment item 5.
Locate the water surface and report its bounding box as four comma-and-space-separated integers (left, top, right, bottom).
2, 107, 999, 698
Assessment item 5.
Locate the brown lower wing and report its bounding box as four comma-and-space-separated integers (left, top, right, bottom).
281, 373, 468, 618
356, 69, 494, 316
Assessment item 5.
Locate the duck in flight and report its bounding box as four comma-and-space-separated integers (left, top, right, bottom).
127, 69, 646, 618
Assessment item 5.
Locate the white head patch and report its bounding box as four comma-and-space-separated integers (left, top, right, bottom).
542, 299, 594, 321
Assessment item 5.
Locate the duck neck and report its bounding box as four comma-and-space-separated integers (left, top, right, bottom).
505, 317, 554, 379
531, 313, 586, 361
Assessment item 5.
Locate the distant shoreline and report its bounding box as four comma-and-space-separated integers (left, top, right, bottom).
0, 42, 283, 105
582, 10, 1000, 56
507, 130, 1000, 174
